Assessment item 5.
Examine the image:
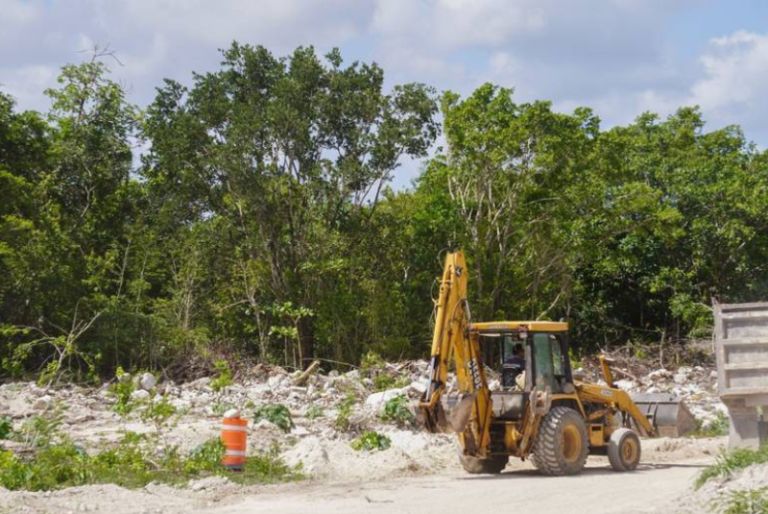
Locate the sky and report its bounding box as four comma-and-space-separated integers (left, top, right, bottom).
2, 0, 768, 187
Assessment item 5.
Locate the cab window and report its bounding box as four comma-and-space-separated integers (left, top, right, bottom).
532, 332, 566, 392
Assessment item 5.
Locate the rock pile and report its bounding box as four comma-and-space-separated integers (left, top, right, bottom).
0, 358, 726, 482
0, 361, 453, 480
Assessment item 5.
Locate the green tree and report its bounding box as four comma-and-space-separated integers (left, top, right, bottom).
141, 43, 438, 367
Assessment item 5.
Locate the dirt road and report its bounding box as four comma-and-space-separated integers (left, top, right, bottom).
210, 457, 709, 514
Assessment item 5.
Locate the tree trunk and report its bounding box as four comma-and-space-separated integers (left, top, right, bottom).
298, 316, 316, 369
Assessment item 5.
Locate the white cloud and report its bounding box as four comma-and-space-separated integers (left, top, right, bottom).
372, 0, 546, 50
0, 0, 370, 111
0, 65, 57, 111
2, 0, 768, 148
691, 30, 768, 112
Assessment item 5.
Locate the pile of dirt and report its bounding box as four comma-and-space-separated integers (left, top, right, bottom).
674, 462, 768, 514
283, 431, 457, 481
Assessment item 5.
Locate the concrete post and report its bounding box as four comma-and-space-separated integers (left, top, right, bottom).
725, 398, 763, 450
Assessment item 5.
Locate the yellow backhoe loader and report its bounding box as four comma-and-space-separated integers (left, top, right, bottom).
418, 250, 694, 475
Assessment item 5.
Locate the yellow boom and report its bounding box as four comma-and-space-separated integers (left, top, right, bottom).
419, 251, 494, 456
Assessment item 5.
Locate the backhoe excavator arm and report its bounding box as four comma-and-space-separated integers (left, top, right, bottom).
418, 252, 494, 457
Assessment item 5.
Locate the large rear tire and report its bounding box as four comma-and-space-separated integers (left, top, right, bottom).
532, 406, 589, 476
607, 428, 641, 471
458, 452, 509, 474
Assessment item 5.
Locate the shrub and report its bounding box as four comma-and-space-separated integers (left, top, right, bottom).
184, 437, 226, 474
334, 394, 356, 432
140, 396, 177, 430
696, 445, 768, 488
110, 367, 136, 416
211, 360, 234, 392
305, 404, 324, 420
380, 394, 414, 426
17, 409, 65, 447
212, 402, 236, 416
30, 443, 91, 490
360, 352, 385, 376
692, 411, 729, 438
351, 431, 391, 452
253, 404, 293, 432
0, 416, 13, 440
0, 450, 28, 490
372, 373, 409, 392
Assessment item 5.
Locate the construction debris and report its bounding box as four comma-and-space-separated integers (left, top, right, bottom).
0, 357, 729, 512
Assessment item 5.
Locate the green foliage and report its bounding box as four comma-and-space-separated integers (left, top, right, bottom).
184, 438, 226, 474
210, 360, 234, 392
380, 394, 415, 426
0, 416, 12, 440
253, 404, 293, 432
351, 431, 392, 452
361, 352, 386, 375
212, 402, 236, 416
17, 408, 65, 447
334, 394, 356, 432
716, 488, 768, 514
228, 444, 304, 485
0, 431, 299, 491
691, 411, 730, 438
305, 404, 324, 420
110, 368, 136, 416
363, 351, 409, 391
139, 396, 177, 429
0, 450, 28, 490
372, 373, 410, 392
696, 445, 768, 489
2, 45, 768, 380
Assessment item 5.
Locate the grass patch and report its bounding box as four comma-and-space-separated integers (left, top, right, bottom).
351, 431, 391, 452
228, 445, 304, 485
305, 404, 324, 420
0, 435, 302, 491
696, 445, 768, 489
715, 488, 768, 514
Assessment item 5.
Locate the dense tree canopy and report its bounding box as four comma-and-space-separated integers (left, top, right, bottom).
2, 45, 767, 381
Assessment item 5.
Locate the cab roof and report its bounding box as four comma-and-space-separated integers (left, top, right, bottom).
470, 321, 569, 333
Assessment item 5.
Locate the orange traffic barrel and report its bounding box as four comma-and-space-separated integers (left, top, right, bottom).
221, 411, 247, 471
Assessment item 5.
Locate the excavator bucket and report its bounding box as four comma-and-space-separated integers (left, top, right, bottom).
427, 394, 476, 433
630, 393, 698, 437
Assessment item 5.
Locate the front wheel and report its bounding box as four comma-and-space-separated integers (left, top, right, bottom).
607, 428, 641, 471
532, 406, 589, 476
458, 452, 509, 474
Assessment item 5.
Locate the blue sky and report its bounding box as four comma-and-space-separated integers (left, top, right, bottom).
2, 0, 768, 188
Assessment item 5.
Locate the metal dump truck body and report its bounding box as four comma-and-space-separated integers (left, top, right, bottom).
713, 300, 768, 448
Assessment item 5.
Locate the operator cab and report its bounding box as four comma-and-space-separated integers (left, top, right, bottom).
471, 321, 572, 420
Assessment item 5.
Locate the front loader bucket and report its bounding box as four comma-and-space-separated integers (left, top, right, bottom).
631, 393, 697, 437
